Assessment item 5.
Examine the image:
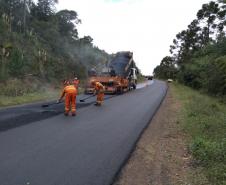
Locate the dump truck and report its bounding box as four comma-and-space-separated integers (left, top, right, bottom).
85, 51, 138, 94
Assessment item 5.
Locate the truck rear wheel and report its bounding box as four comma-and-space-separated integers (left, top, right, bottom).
116, 87, 123, 94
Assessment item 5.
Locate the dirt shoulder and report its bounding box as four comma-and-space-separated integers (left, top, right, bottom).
114, 85, 191, 185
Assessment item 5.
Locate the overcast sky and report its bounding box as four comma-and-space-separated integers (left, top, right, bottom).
57, 0, 209, 75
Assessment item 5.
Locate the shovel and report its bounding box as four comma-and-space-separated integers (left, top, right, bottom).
79, 94, 95, 102
42, 101, 62, 108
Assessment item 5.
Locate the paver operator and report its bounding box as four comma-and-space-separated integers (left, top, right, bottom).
92, 81, 105, 106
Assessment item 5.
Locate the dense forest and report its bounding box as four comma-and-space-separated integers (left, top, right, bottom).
0, 0, 110, 96
154, 0, 226, 97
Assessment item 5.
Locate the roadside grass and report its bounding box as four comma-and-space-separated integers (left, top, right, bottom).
0, 87, 85, 108
172, 83, 226, 185
0, 91, 59, 107
0, 78, 85, 107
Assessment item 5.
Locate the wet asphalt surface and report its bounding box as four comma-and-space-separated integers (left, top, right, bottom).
0, 80, 167, 185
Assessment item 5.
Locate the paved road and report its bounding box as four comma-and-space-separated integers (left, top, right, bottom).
0, 94, 116, 131
0, 81, 152, 131
0, 80, 167, 185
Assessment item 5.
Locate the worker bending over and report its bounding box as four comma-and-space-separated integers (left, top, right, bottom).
58, 81, 77, 116
92, 81, 105, 106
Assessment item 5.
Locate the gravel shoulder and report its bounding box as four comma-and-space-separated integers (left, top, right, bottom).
114, 85, 192, 185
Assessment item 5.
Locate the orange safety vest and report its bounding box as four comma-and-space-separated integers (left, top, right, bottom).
60, 85, 77, 98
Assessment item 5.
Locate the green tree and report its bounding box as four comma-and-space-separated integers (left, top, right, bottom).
0, 0, 111, 85
197, 1, 221, 44
153, 56, 177, 79
35, 0, 58, 21
56, 10, 81, 38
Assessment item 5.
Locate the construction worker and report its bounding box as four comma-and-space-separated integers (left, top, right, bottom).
73, 77, 80, 89
92, 81, 105, 106
58, 80, 77, 116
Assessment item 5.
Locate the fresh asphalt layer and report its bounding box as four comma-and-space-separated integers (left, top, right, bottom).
0, 94, 116, 131
0, 81, 152, 132
0, 80, 167, 185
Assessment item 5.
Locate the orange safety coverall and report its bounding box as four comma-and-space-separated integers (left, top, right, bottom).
73, 79, 80, 89
94, 82, 105, 105
60, 85, 77, 114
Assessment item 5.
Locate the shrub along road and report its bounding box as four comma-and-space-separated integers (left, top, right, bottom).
0, 80, 167, 185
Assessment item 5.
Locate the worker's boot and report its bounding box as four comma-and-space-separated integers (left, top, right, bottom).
64, 112, 69, 116
72, 112, 76, 116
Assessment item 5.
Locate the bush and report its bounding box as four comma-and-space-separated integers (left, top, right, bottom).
8, 49, 25, 77
0, 79, 37, 97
